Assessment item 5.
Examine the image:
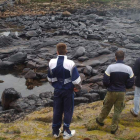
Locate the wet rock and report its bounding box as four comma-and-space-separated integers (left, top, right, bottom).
89, 60, 101, 67
74, 97, 89, 105
22, 68, 31, 74
83, 93, 100, 102
83, 66, 92, 76
39, 92, 53, 99
91, 69, 98, 76
78, 56, 89, 62
98, 49, 111, 55
1, 88, 22, 110
0, 61, 14, 69
26, 61, 36, 69
8, 52, 27, 63
73, 47, 85, 58
0, 80, 4, 83
27, 94, 39, 101
24, 70, 36, 79
44, 99, 53, 107
86, 75, 103, 83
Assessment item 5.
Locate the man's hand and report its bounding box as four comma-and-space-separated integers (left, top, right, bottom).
74, 87, 79, 92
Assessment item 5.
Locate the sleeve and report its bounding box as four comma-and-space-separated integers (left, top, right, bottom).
47, 68, 52, 82
47, 61, 53, 83
126, 67, 134, 89
133, 58, 140, 76
71, 65, 81, 85
103, 66, 111, 87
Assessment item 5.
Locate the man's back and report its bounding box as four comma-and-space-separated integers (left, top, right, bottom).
48, 55, 81, 90
133, 57, 140, 87
104, 61, 134, 91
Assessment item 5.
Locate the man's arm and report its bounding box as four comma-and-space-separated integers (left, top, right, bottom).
103, 66, 111, 88
133, 58, 140, 76
126, 67, 134, 89
71, 65, 82, 91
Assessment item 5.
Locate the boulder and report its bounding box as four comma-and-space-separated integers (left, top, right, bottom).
8, 52, 27, 63
24, 70, 36, 79
25, 31, 38, 38
83, 93, 100, 102
83, 66, 92, 76
22, 68, 31, 74
1, 88, 21, 110
0, 61, 14, 69
78, 56, 89, 62
73, 47, 85, 58
39, 92, 53, 99
26, 61, 36, 69
132, 35, 140, 43
86, 75, 103, 83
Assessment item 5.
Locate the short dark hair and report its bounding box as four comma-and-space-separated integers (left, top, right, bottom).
115, 50, 125, 60
56, 43, 67, 55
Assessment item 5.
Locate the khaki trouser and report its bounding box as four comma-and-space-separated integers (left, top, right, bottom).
98, 91, 125, 131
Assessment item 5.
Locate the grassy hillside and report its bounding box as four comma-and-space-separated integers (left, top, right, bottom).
1, 96, 140, 140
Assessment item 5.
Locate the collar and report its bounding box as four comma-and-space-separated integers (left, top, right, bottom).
57, 55, 67, 59
116, 60, 124, 63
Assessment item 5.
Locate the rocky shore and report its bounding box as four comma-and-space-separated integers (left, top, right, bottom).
0, 5, 140, 122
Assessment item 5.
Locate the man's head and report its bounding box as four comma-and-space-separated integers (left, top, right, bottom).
56, 43, 67, 55
115, 50, 125, 61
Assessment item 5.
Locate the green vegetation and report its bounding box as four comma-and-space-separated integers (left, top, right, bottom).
0, 137, 6, 140
77, 0, 128, 4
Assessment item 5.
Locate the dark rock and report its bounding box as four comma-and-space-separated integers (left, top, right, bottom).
89, 89, 107, 100
83, 66, 92, 76
1, 88, 21, 110
87, 34, 102, 40
26, 61, 36, 69
27, 94, 39, 101
89, 60, 101, 67
132, 35, 140, 43
22, 68, 31, 74
78, 56, 89, 62
8, 52, 27, 63
86, 75, 103, 83
95, 16, 104, 22
109, 46, 118, 52
25, 31, 38, 38
125, 44, 140, 50
0, 61, 14, 69
74, 97, 89, 105
9, 98, 29, 112
98, 49, 111, 55
39, 92, 53, 99
83, 93, 100, 102
0, 36, 13, 48
73, 47, 85, 58
108, 36, 115, 43
24, 70, 36, 79
44, 99, 53, 107
91, 69, 98, 76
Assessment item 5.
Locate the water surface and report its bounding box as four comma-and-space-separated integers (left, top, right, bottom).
0, 74, 54, 97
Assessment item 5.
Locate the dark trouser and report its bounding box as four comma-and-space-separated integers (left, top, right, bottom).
97, 91, 125, 131
52, 89, 74, 134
